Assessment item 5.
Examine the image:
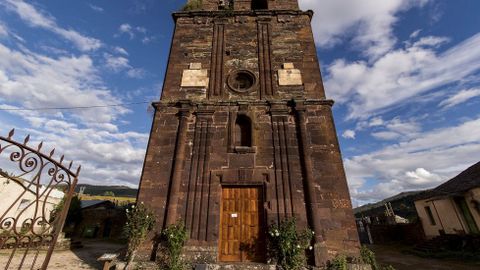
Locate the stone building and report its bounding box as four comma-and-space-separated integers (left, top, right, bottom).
137, 0, 359, 266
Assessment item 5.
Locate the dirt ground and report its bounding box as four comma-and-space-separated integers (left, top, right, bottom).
2, 241, 479, 269
370, 244, 480, 270
0, 239, 124, 269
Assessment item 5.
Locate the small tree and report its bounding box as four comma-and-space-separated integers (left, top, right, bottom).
124, 203, 156, 269
103, 191, 115, 197
267, 218, 314, 270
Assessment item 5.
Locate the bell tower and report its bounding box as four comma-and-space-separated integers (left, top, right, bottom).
138, 0, 359, 266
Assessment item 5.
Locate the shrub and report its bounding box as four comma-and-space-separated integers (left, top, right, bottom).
124, 203, 156, 269
267, 218, 314, 270
328, 255, 348, 270
158, 222, 189, 270
182, 0, 202, 11
360, 246, 379, 270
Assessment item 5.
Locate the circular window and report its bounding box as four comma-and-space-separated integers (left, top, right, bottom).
227, 70, 256, 93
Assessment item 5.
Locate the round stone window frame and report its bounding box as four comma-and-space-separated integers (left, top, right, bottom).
227, 70, 258, 94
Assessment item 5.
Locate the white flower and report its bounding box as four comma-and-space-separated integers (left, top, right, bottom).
308, 246, 313, 250
146, 215, 149, 218
312, 231, 315, 235
141, 202, 144, 204
131, 205, 135, 209
275, 232, 280, 237
297, 245, 300, 248
126, 209, 129, 213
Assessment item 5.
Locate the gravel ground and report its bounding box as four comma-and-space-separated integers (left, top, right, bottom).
0, 239, 124, 269
370, 244, 480, 270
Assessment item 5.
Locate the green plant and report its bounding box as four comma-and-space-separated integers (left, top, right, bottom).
360, 246, 379, 270
158, 222, 189, 270
328, 255, 348, 270
103, 191, 115, 196
182, 0, 202, 11
267, 218, 314, 270
124, 202, 156, 269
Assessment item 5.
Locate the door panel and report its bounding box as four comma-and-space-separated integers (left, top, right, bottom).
219, 187, 264, 262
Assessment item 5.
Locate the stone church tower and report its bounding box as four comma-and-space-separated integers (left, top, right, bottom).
138, 0, 359, 266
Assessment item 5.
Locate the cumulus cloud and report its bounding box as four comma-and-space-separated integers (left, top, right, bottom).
346, 117, 480, 204
3, 0, 102, 51
439, 88, 480, 108
342, 129, 356, 139
325, 33, 480, 119
0, 43, 149, 186
0, 44, 126, 123
300, 0, 430, 58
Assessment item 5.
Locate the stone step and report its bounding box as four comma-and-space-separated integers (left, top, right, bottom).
194, 263, 276, 270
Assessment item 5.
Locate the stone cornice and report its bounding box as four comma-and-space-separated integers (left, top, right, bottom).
172, 9, 314, 21
152, 99, 334, 109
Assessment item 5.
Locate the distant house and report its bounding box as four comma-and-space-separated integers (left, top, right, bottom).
74, 200, 127, 239
414, 162, 480, 238
0, 172, 64, 233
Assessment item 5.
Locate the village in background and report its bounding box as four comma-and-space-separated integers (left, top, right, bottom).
1, 160, 479, 269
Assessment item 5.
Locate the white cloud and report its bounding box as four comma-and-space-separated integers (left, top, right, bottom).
0, 43, 125, 124
0, 43, 149, 186
300, 0, 430, 58
346, 117, 480, 204
371, 118, 420, 141
89, 4, 104, 13
103, 53, 146, 78
4, 0, 102, 51
439, 88, 480, 108
0, 22, 8, 37
342, 129, 356, 139
104, 53, 130, 72
325, 33, 480, 119
119, 23, 134, 39
114, 46, 129, 56
117, 23, 153, 44
126, 68, 146, 79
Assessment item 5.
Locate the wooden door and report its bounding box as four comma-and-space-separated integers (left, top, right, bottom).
219, 187, 265, 262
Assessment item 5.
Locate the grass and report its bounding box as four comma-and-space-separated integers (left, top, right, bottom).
78, 194, 136, 205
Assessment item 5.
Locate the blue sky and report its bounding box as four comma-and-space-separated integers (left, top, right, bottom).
0, 0, 479, 206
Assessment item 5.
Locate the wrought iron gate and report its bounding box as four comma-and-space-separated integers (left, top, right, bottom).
0, 129, 80, 269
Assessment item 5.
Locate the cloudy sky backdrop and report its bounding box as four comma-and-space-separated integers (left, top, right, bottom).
0, 0, 479, 206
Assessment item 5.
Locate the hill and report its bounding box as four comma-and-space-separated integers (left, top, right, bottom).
75, 184, 138, 198
354, 190, 430, 221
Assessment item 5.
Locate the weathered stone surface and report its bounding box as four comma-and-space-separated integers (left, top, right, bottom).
138, 0, 359, 267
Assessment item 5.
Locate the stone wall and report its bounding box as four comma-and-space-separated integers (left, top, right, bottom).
137, 1, 359, 266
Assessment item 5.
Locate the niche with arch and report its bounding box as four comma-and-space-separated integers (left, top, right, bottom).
235, 115, 252, 147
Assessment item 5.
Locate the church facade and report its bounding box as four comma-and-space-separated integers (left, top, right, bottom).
138, 0, 359, 266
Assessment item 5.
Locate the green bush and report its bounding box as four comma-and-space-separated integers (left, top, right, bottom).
360, 246, 379, 270
182, 0, 202, 11
124, 203, 156, 269
267, 218, 314, 270
328, 255, 348, 270
158, 222, 189, 270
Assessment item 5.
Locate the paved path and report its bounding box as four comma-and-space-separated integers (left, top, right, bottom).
370, 245, 480, 270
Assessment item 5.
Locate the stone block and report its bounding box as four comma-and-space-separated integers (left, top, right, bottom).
181, 68, 209, 88
278, 65, 303, 86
